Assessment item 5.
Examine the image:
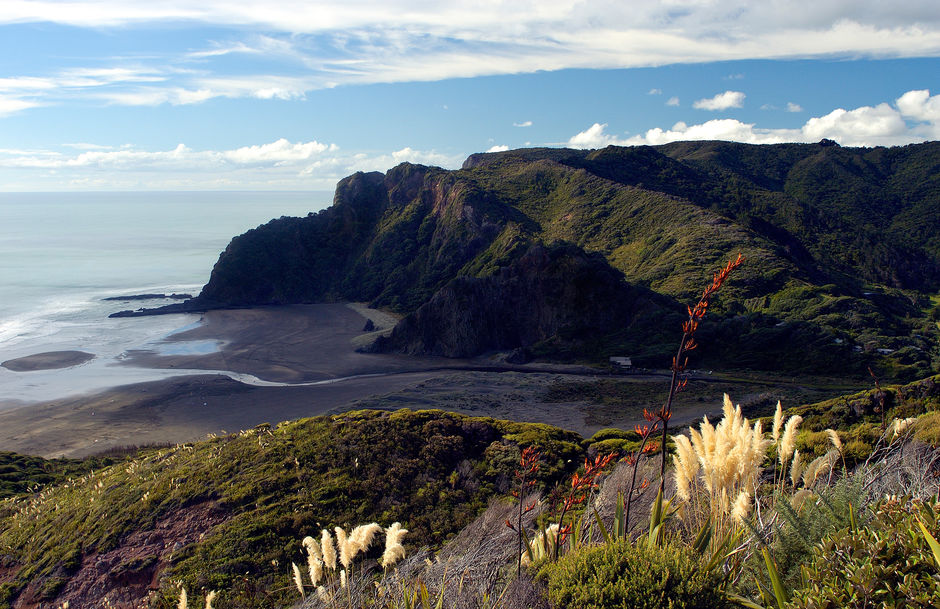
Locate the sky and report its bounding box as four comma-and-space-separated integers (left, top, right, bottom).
0, 1, 938, 191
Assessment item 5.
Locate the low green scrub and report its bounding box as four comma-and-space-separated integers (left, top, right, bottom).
0, 410, 585, 609
787, 497, 940, 609
541, 538, 734, 609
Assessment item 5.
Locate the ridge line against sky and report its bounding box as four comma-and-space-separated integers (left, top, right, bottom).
0, 1, 938, 191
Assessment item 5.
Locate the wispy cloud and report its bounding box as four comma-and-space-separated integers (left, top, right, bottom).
693, 91, 745, 111
2, 2, 940, 113
513, 120, 533, 127
0, 137, 463, 190
786, 102, 803, 112
648, 88, 662, 95
568, 89, 940, 149
666, 96, 679, 106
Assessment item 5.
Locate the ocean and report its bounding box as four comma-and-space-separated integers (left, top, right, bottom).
0, 191, 332, 404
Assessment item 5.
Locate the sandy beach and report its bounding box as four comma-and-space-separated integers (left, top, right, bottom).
0, 302, 840, 459
0, 303, 619, 458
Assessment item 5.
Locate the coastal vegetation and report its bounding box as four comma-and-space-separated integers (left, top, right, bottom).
152, 141, 940, 380
4, 142, 940, 608
2, 386, 939, 608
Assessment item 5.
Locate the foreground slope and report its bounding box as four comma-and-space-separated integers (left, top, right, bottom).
158, 141, 939, 378
0, 410, 584, 609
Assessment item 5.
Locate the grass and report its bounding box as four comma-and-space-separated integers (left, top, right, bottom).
0, 410, 586, 609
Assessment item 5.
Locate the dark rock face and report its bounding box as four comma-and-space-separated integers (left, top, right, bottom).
369, 243, 676, 359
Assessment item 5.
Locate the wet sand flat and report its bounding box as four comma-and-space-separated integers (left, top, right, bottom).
2, 351, 95, 372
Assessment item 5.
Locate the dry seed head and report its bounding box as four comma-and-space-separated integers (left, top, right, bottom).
204, 591, 217, 609
381, 522, 408, 568
178, 588, 187, 609
321, 529, 337, 571
675, 395, 771, 519
802, 451, 838, 488
730, 490, 752, 524
791, 489, 815, 511
350, 523, 382, 552
672, 434, 699, 502
825, 429, 842, 453
340, 569, 347, 589
778, 415, 802, 466
790, 450, 803, 488
335, 526, 351, 568
302, 535, 321, 561
891, 417, 916, 440
292, 562, 304, 597
772, 401, 784, 445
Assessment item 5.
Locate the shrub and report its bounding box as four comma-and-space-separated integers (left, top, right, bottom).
914, 412, 940, 447
541, 538, 734, 609
787, 497, 940, 609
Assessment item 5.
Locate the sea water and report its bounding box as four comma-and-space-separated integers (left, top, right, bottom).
0, 191, 332, 404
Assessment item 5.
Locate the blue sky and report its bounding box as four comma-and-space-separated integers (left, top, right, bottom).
0, 1, 938, 191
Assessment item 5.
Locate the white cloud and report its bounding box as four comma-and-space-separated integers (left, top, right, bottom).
897, 89, 940, 128
0, 138, 464, 190
648, 88, 662, 95
2, 2, 940, 113
513, 120, 533, 127
786, 102, 803, 112
800, 103, 909, 145
570, 89, 940, 148
63, 142, 114, 150
666, 96, 680, 106
224, 139, 336, 164
567, 123, 631, 148
693, 91, 746, 111
486, 145, 510, 152
0, 95, 41, 116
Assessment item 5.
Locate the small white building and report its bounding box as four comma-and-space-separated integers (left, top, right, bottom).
610, 356, 633, 368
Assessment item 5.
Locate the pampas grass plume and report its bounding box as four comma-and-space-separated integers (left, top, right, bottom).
321, 529, 337, 571
826, 429, 842, 453
778, 415, 802, 465
178, 588, 187, 609
672, 434, 698, 502
204, 591, 217, 609
350, 523, 382, 552
302, 535, 321, 560
790, 450, 803, 488
730, 490, 751, 524
381, 522, 408, 568
335, 526, 351, 568
772, 401, 783, 445
292, 562, 304, 597
791, 489, 814, 511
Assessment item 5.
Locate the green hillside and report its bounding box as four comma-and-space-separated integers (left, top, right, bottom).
148, 141, 940, 379
0, 410, 585, 609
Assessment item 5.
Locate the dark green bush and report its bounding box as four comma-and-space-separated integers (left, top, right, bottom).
541, 538, 734, 609
787, 497, 940, 609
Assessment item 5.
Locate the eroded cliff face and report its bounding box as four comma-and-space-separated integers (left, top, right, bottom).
369, 242, 677, 360
196, 164, 515, 312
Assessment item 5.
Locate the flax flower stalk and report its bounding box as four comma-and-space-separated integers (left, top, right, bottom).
657, 254, 744, 496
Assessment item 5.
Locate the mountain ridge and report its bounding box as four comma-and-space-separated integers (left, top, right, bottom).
118, 141, 940, 379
